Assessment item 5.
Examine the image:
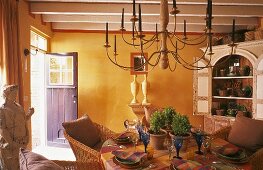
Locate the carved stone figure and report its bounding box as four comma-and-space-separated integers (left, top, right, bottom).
0, 85, 34, 170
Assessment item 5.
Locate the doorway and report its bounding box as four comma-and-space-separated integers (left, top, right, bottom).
30, 30, 78, 149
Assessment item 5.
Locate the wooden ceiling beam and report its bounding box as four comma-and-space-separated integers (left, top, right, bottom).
52, 22, 247, 33
27, 0, 263, 6
30, 2, 263, 17
43, 14, 258, 26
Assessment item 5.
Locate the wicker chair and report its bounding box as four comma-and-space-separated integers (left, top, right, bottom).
211, 126, 263, 170
64, 122, 117, 162
53, 160, 104, 170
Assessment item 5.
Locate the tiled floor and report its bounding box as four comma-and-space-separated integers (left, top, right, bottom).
32, 146, 75, 161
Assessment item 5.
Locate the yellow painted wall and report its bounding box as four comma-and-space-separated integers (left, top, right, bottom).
51, 32, 204, 133
18, 0, 53, 148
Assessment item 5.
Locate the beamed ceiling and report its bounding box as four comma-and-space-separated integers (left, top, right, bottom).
27, 0, 263, 33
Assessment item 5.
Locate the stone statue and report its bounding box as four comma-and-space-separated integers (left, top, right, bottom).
0, 85, 34, 170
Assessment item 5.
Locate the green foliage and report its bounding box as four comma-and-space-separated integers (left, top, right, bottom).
149, 110, 165, 134
162, 107, 177, 128
171, 113, 191, 136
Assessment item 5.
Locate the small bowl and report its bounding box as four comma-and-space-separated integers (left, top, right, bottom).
218, 90, 227, 97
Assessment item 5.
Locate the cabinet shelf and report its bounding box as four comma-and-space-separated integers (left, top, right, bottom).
212, 96, 253, 100
213, 76, 253, 79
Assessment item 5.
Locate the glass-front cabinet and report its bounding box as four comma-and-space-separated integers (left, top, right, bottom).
194, 40, 263, 134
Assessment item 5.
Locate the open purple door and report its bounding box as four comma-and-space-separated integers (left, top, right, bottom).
45, 52, 78, 147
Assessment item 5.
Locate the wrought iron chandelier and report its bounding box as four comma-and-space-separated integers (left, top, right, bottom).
104, 0, 214, 72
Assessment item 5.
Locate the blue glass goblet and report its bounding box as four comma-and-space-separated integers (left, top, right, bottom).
141, 132, 150, 153
194, 132, 204, 155
136, 124, 143, 141
173, 136, 183, 159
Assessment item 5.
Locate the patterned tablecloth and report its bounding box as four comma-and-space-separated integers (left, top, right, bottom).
100, 138, 252, 170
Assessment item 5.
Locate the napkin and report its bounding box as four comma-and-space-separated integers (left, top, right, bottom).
171, 158, 212, 170
214, 142, 241, 156
112, 150, 146, 163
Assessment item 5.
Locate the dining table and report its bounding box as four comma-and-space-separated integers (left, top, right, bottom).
100, 137, 252, 170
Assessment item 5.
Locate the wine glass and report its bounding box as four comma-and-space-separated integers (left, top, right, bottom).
130, 131, 139, 151
194, 132, 204, 155
141, 131, 150, 153
173, 136, 183, 159
135, 122, 143, 141
164, 138, 174, 160
203, 136, 212, 160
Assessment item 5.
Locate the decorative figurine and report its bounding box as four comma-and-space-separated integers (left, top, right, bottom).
0, 85, 34, 170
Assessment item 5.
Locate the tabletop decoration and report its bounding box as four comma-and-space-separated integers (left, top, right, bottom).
115, 131, 133, 144
173, 136, 184, 159
171, 158, 212, 170
135, 122, 144, 141
192, 129, 205, 155
112, 150, 147, 164
140, 131, 150, 153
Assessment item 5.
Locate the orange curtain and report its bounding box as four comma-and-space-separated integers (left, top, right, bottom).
0, 0, 23, 105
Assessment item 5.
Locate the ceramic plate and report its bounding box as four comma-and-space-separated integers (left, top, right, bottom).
113, 156, 142, 169
214, 149, 248, 162
115, 137, 131, 144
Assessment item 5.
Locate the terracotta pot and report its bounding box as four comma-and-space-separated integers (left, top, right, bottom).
169, 132, 191, 152
149, 129, 167, 150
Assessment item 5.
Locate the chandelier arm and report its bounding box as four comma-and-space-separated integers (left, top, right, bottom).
175, 35, 208, 46
168, 53, 177, 72
177, 52, 212, 70
171, 48, 207, 69
185, 45, 210, 66
143, 51, 162, 67
171, 29, 208, 42
106, 49, 134, 70
167, 35, 186, 51
120, 31, 140, 47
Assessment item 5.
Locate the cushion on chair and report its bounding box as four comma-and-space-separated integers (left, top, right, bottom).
228, 116, 263, 152
19, 148, 63, 170
62, 114, 101, 147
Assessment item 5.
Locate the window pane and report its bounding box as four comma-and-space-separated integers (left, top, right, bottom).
38, 36, 47, 51
50, 72, 60, 84
61, 57, 73, 70
50, 57, 60, 70
30, 31, 38, 47
62, 72, 73, 85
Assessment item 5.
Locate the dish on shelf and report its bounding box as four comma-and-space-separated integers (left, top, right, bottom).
242, 85, 252, 98
239, 65, 250, 76
227, 73, 237, 77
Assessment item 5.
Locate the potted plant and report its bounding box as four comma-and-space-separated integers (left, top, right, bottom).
170, 113, 192, 151
162, 107, 177, 130
148, 110, 167, 150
